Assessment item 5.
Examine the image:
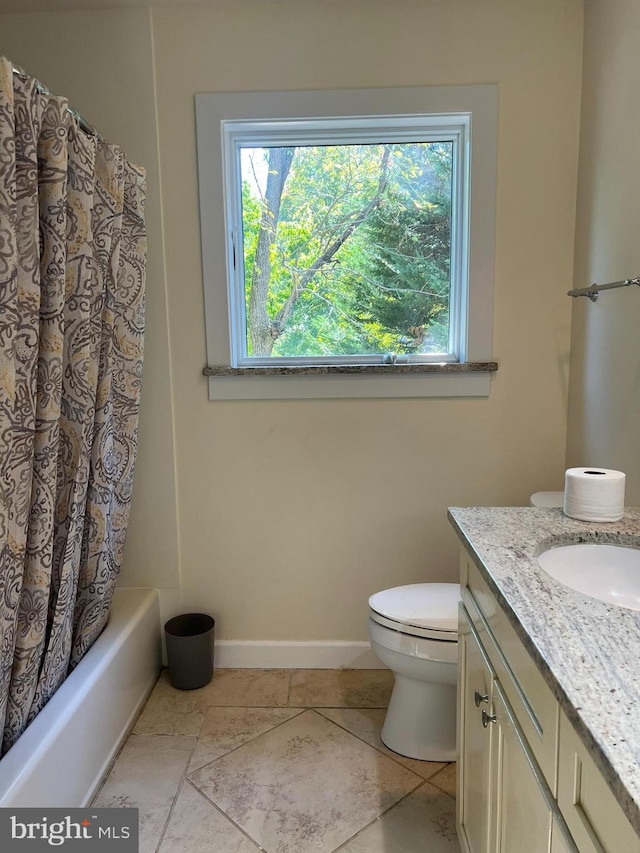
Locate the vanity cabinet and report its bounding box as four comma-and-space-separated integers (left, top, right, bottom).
556, 712, 640, 853
551, 818, 576, 853
458, 605, 563, 853
457, 547, 640, 853
458, 607, 493, 853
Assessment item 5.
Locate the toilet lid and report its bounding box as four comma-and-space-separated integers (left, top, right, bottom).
530, 491, 564, 508
368, 583, 459, 633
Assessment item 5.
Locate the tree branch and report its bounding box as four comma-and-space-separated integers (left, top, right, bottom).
272, 145, 391, 335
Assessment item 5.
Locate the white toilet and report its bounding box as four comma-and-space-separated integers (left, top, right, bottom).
368, 583, 460, 761
530, 491, 564, 509
368, 492, 564, 762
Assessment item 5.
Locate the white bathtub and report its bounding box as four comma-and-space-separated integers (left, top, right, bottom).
0, 586, 161, 807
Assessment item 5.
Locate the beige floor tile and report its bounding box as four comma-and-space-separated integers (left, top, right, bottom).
190, 709, 421, 853
196, 668, 291, 706
134, 674, 206, 736
93, 734, 196, 853
337, 782, 460, 852
431, 762, 457, 798
136, 669, 291, 724
317, 707, 447, 779
288, 668, 394, 708
188, 707, 303, 773
158, 781, 259, 853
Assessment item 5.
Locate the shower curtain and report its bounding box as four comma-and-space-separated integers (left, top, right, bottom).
0, 57, 146, 755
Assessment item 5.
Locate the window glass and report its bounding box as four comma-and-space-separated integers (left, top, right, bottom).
239, 141, 454, 361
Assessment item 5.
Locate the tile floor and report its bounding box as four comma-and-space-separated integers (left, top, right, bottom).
93, 669, 460, 853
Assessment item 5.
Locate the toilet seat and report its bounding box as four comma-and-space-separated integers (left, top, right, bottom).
368, 583, 459, 642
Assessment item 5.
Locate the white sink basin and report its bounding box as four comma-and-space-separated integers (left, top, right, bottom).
537, 543, 640, 611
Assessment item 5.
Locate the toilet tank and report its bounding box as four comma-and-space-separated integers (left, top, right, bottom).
530, 491, 564, 508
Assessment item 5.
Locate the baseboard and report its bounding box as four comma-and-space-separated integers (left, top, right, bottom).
213, 641, 385, 669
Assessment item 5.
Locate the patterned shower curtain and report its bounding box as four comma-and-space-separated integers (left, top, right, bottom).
0, 57, 146, 755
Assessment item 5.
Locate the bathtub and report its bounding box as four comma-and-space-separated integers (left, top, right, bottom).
0, 586, 161, 807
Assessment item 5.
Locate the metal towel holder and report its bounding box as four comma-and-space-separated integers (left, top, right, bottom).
567, 276, 640, 302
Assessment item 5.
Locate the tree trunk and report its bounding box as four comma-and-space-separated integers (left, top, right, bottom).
247, 147, 295, 356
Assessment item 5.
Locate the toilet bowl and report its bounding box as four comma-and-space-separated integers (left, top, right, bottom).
368, 583, 459, 762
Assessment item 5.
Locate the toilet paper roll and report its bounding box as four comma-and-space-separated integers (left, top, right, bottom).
563, 467, 626, 522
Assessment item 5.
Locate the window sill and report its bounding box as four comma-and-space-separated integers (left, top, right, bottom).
202, 362, 498, 400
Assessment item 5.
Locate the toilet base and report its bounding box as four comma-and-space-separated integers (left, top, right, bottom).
381, 673, 457, 762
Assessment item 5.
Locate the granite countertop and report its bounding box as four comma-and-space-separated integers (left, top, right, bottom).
448, 506, 640, 833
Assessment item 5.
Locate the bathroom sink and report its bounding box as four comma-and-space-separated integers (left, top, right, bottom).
537, 543, 640, 611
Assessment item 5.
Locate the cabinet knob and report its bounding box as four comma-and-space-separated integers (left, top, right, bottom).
474, 690, 489, 707
482, 709, 497, 728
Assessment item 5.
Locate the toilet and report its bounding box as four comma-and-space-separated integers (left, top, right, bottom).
368, 492, 564, 762
368, 583, 459, 762
530, 491, 564, 509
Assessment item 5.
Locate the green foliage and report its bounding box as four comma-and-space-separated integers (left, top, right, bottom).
241, 141, 453, 357
241, 180, 261, 354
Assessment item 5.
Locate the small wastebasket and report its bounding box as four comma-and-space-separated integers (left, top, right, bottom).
164, 613, 215, 690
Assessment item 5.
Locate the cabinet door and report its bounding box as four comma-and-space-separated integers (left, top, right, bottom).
557, 711, 640, 853
458, 606, 494, 853
551, 816, 579, 853
492, 680, 554, 853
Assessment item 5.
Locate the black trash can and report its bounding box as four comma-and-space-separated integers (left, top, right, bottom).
164, 613, 215, 690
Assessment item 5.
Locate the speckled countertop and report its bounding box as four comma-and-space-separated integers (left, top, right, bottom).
448, 506, 640, 834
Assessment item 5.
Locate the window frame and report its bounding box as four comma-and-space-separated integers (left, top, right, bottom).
224, 119, 467, 368
195, 85, 498, 400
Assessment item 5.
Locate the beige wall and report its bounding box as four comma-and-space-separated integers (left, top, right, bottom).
1, 9, 181, 594
2, 0, 584, 644
566, 0, 640, 505
152, 0, 582, 641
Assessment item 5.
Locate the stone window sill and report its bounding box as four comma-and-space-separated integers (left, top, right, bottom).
202, 362, 498, 400
203, 362, 497, 378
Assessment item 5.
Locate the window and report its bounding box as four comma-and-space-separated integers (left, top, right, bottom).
229, 124, 463, 366
196, 86, 497, 399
